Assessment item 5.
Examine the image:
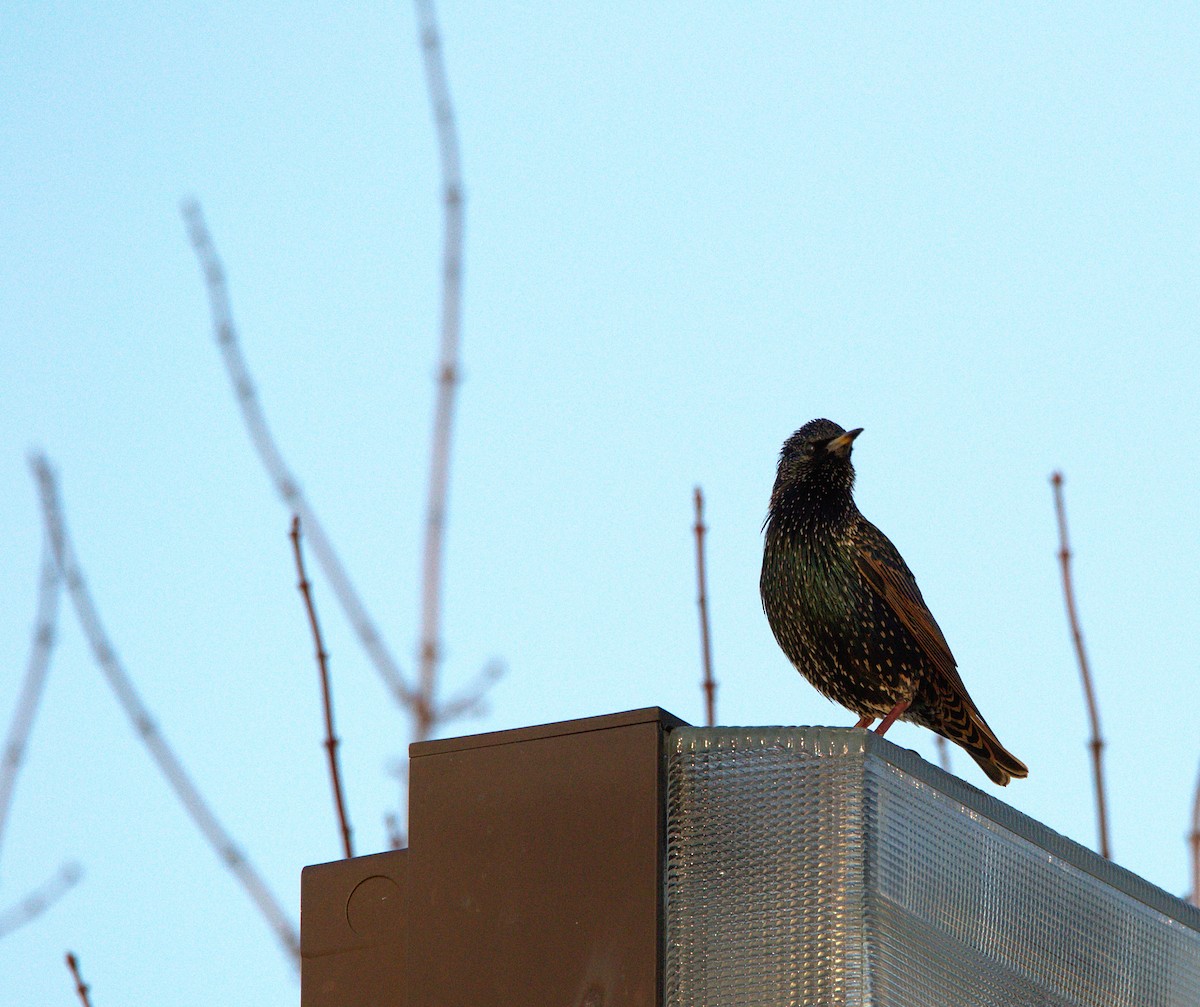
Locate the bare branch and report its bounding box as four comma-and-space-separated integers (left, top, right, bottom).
290, 517, 354, 860
1190, 756, 1200, 906
692, 488, 716, 727
0, 862, 82, 939
934, 735, 951, 774
413, 0, 466, 743
30, 455, 300, 964
384, 812, 405, 852
65, 950, 93, 1007
181, 200, 415, 711
436, 659, 504, 723
1050, 471, 1111, 859
0, 539, 61, 876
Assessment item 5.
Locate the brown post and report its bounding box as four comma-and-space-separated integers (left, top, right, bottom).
301, 707, 685, 1007
301, 850, 408, 1005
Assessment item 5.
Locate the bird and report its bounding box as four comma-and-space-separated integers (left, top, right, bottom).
759, 418, 1028, 786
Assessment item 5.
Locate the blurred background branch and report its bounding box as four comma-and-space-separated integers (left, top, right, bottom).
0, 862, 82, 940
692, 487, 716, 727
935, 735, 951, 773
1190, 759, 1200, 907
413, 0, 469, 743
31, 455, 300, 965
0, 539, 61, 876
182, 200, 416, 712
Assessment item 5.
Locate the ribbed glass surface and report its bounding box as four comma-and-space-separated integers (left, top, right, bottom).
665, 728, 1200, 1007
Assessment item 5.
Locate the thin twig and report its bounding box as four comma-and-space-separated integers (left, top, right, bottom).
379, 660, 500, 845
692, 488, 716, 727
1050, 471, 1111, 859
413, 0, 467, 742
30, 456, 300, 965
182, 197, 499, 842
384, 812, 405, 851
181, 200, 414, 711
435, 659, 504, 722
1190, 756, 1200, 906
65, 951, 93, 1007
290, 517, 354, 859
934, 735, 951, 773
0, 862, 82, 939
0, 539, 61, 876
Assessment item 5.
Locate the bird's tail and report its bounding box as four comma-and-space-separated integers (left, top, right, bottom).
918, 674, 1028, 786
954, 715, 1028, 787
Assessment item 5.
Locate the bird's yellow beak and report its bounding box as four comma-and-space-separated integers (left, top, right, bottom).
826, 428, 863, 457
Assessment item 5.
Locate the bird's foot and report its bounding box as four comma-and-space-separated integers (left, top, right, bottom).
853, 715, 874, 729
873, 700, 910, 736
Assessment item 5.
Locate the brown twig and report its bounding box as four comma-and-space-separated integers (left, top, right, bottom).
692, 488, 716, 726
380, 659, 502, 846
181, 200, 414, 711
31, 455, 300, 964
413, 0, 467, 743
65, 951, 93, 1007
181, 201, 498, 831
435, 659, 504, 722
934, 735, 951, 773
186, 8, 493, 834
1190, 757, 1200, 906
384, 811, 405, 851
0, 862, 82, 939
290, 517, 354, 859
0, 539, 61, 875
1050, 471, 1111, 859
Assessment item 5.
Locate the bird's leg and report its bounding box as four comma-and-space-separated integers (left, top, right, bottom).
853, 715, 874, 729
873, 700, 910, 736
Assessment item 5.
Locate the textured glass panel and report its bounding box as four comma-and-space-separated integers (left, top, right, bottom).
665, 728, 1200, 1007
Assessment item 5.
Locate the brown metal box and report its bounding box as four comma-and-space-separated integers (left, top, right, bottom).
301, 707, 684, 1007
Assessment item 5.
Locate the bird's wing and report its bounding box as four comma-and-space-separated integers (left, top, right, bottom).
854, 520, 1028, 783
851, 523, 970, 695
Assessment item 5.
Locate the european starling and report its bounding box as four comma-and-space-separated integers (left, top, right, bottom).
760, 418, 1028, 786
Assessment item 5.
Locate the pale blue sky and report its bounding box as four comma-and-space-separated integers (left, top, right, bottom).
2, 3, 1199, 1003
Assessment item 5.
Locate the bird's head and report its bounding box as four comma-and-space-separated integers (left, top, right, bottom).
769, 418, 863, 519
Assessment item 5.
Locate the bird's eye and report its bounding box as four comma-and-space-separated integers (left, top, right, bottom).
792, 444, 814, 462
